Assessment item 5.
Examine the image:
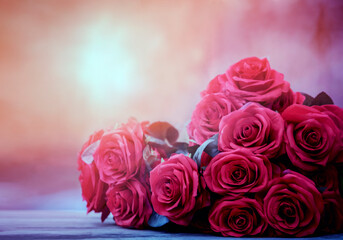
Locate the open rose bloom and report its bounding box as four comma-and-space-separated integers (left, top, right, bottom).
78, 57, 343, 237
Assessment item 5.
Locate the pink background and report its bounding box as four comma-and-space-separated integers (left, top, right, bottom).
1, 0, 343, 210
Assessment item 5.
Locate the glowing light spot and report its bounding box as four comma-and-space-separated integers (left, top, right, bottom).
77, 18, 136, 107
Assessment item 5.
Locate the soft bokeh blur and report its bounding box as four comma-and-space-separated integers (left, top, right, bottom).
1, 0, 343, 210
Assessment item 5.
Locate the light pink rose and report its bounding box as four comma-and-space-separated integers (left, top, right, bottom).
209, 196, 267, 237
106, 178, 152, 229
187, 93, 243, 144
263, 170, 324, 237
94, 119, 146, 184
218, 103, 284, 159
150, 153, 209, 226
204, 149, 272, 195
78, 130, 110, 221
201, 74, 228, 97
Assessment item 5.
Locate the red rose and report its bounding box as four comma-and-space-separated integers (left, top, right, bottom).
263, 170, 324, 237
204, 149, 272, 195
106, 178, 152, 229
209, 196, 267, 237
78, 130, 109, 221
200, 152, 212, 168
225, 57, 289, 106
94, 119, 146, 184
313, 104, 343, 130
201, 74, 228, 97
313, 105, 343, 152
271, 89, 305, 113
150, 154, 208, 226
218, 103, 284, 159
282, 104, 342, 171
308, 165, 340, 193
202, 58, 289, 108
319, 191, 343, 233
187, 93, 243, 144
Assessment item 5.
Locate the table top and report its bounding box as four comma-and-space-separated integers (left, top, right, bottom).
0, 210, 343, 240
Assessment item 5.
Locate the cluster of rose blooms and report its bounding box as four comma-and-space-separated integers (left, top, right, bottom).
78, 57, 343, 237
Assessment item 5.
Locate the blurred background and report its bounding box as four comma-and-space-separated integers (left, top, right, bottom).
0, 0, 343, 210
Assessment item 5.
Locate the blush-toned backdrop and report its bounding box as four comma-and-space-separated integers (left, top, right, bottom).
1, 0, 343, 210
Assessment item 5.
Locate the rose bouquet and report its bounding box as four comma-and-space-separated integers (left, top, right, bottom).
78, 57, 343, 237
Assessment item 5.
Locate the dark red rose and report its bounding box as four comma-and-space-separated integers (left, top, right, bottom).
308, 165, 340, 193
319, 191, 343, 233
282, 104, 343, 171
200, 152, 212, 168
263, 170, 323, 237
94, 119, 146, 184
187, 93, 243, 145
204, 149, 272, 195
78, 130, 110, 221
150, 154, 209, 226
209, 196, 267, 237
271, 88, 305, 113
218, 103, 284, 159
106, 178, 152, 229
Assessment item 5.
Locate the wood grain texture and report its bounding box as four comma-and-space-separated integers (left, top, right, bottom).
0, 210, 342, 240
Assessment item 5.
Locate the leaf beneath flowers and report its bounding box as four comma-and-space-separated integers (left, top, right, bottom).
193, 134, 220, 168
311, 91, 334, 106
146, 121, 179, 146
301, 91, 334, 106
148, 211, 169, 227
301, 92, 314, 106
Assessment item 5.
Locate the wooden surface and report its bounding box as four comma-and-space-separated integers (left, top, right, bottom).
0, 210, 343, 240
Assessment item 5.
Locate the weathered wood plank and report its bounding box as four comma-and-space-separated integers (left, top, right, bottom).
0, 211, 342, 240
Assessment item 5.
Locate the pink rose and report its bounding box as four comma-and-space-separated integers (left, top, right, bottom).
106, 178, 152, 229
202, 57, 290, 108
218, 103, 284, 159
271, 89, 305, 113
204, 149, 272, 195
225, 57, 289, 106
263, 170, 324, 237
282, 104, 343, 171
150, 154, 208, 226
78, 130, 110, 221
94, 119, 146, 184
187, 93, 243, 144
209, 196, 267, 237
319, 191, 343, 233
201, 74, 228, 97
